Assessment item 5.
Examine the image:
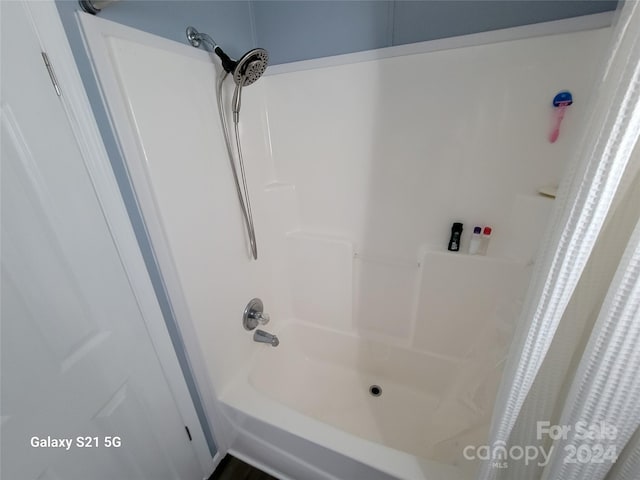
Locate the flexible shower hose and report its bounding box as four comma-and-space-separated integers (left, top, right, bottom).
216, 72, 258, 260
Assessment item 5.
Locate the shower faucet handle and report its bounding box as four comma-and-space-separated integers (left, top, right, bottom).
243, 298, 269, 330
253, 311, 270, 325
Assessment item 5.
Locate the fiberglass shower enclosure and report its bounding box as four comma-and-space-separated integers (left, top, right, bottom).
78, 6, 639, 480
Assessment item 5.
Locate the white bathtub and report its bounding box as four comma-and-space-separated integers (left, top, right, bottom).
219, 321, 495, 480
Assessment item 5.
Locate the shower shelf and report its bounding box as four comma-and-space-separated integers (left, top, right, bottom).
263, 182, 295, 192
421, 248, 527, 267
353, 251, 419, 268
538, 185, 558, 198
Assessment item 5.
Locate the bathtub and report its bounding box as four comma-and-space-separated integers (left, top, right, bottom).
219, 321, 493, 480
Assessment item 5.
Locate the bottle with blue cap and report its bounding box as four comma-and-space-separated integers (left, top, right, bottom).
468, 226, 482, 255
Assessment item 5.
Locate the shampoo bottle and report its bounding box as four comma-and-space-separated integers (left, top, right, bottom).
448, 222, 463, 252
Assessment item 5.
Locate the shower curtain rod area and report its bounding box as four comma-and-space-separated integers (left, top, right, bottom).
79, 0, 120, 15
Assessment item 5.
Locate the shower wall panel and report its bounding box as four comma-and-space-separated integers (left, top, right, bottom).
256, 26, 611, 350
99, 34, 282, 393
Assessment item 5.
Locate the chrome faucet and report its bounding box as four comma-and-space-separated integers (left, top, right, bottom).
253, 329, 279, 347
243, 298, 279, 347
243, 298, 270, 330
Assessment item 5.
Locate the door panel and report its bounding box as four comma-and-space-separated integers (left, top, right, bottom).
0, 3, 206, 479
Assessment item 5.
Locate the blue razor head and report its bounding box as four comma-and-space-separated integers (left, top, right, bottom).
553, 91, 573, 107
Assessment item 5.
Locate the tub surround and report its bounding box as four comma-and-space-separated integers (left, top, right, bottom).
254, 25, 609, 365
240, 25, 607, 477
85, 15, 611, 479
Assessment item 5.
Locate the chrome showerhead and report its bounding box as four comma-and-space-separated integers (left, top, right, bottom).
185, 26, 269, 87
233, 49, 269, 86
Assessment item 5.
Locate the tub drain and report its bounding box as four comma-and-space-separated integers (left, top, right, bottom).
369, 385, 382, 397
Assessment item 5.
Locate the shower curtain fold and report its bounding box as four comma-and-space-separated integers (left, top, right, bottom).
539, 214, 640, 480
604, 427, 640, 480
478, 1, 640, 479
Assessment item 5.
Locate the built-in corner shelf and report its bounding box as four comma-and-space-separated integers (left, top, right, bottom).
422, 248, 527, 268
538, 185, 558, 198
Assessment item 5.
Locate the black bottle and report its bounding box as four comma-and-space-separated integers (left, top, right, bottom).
448, 222, 463, 252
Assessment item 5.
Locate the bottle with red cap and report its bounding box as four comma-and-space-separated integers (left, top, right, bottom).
480, 226, 492, 255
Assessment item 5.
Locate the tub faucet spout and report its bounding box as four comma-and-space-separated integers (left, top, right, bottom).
253, 329, 279, 347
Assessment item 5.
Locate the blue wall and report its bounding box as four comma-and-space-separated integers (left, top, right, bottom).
254, 0, 618, 64
63, 0, 618, 65
390, 0, 618, 46
252, 1, 394, 63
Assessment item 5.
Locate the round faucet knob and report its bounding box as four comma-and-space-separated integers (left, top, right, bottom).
255, 312, 270, 325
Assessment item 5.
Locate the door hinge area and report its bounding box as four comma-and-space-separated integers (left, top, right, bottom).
185, 426, 192, 441
41, 52, 61, 97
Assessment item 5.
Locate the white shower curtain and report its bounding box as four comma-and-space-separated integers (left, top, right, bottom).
606, 427, 640, 480
540, 213, 640, 476
477, 1, 640, 479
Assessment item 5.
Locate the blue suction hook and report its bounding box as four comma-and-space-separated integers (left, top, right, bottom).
552, 91, 573, 107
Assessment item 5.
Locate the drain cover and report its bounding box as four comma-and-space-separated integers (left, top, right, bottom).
369, 385, 382, 397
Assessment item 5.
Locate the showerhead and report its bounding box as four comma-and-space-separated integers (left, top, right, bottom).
230, 53, 268, 123
233, 49, 269, 86
185, 26, 269, 86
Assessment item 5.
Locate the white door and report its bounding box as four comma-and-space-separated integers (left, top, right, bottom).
1, 3, 209, 479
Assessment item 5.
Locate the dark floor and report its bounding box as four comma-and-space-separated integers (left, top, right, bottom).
209, 455, 279, 480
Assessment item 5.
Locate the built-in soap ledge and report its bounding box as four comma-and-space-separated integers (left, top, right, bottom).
353, 251, 421, 339
263, 182, 296, 192
353, 251, 420, 269
412, 248, 531, 357
262, 185, 300, 235
538, 185, 558, 198
285, 231, 353, 331
417, 245, 528, 267
285, 230, 354, 246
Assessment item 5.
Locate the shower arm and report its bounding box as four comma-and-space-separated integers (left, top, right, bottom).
186, 27, 237, 74
186, 26, 218, 50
